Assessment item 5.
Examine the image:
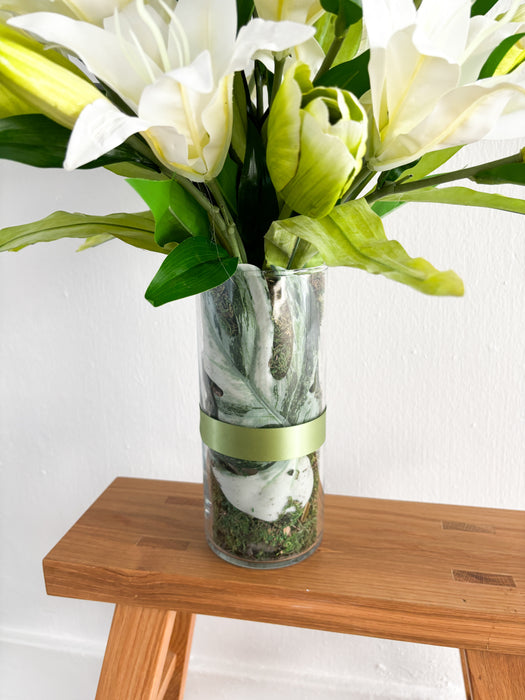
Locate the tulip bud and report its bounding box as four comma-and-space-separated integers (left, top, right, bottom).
266, 62, 367, 218
0, 22, 102, 128
254, 0, 324, 24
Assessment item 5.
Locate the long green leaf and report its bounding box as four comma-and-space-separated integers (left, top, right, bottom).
479, 32, 525, 78
0, 210, 168, 253
236, 0, 254, 30
372, 147, 462, 218
145, 237, 238, 306
375, 186, 525, 215
471, 0, 500, 16
127, 177, 209, 246
0, 114, 158, 170
265, 198, 464, 296
237, 117, 279, 267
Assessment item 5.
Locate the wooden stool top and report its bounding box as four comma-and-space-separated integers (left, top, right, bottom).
43, 477, 525, 655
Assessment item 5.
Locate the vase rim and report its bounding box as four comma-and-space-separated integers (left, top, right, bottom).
238, 263, 327, 278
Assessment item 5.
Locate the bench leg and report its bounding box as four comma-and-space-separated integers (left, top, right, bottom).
460, 649, 525, 700
95, 604, 195, 700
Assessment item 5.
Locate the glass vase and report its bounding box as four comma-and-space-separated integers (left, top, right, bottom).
197, 264, 326, 569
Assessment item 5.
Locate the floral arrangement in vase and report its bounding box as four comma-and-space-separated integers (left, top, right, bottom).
0, 0, 524, 567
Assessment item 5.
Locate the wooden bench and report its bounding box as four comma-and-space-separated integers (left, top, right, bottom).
43, 477, 525, 699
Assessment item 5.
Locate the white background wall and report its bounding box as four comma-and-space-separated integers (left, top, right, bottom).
1, 139, 523, 699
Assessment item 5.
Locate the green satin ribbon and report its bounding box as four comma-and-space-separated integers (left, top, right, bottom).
199, 409, 326, 462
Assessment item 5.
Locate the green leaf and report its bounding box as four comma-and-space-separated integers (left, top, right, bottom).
237, 117, 279, 267
266, 198, 464, 296
236, 0, 254, 30
216, 155, 239, 216
397, 147, 462, 182
315, 13, 362, 63
478, 33, 525, 79
127, 177, 209, 247
0, 114, 158, 170
321, 0, 362, 27
471, 0, 501, 16
76, 234, 114, 251
371, 201, 405, 218
371, 148, 462, 218
471, 162, 525, 187
375, 186, 525, 215
314, 50, 370, 96
0, 210, 167, 253
145, 237, 238, 306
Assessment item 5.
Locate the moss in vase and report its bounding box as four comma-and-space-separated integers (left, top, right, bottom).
209, 451, 321, 562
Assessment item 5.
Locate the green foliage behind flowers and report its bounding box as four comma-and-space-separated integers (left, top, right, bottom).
0, 0, 524, 304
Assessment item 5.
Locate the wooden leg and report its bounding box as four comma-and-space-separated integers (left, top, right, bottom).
95, 604, 195, 700
460, 649, 525, 700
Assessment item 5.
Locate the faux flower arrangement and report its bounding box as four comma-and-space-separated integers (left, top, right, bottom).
0, 0, 524, 306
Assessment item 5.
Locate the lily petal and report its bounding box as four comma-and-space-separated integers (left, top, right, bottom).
64, 98, 149, 169
371, 71, 525, 168
363, 0, 525, 170
64, 0, 134, 23
175, 0, 237, 77
362, 0, 415, 49
230, 19, 315, 74
413, 0, 470, 63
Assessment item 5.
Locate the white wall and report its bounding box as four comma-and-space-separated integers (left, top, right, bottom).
1, 140, 523, 698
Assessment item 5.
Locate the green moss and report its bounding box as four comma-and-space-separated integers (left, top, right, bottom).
267, 278, 294, 381
209, 452, 321, 563
210, 283, 239, 337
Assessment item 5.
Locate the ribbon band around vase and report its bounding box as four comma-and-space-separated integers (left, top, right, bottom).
199, 409, 326, 462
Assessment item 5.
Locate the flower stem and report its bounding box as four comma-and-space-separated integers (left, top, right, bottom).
125, 135, 246, 258
366, 152, 524, 204
286, 237, 302, 270
315, 36, 344, 81
270, 53, 287, 106
343, 166, 376, 202
254, 61, 265, 123
207, 179, 247, 263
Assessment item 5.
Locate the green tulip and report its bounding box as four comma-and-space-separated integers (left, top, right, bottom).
266, 62, 367, 218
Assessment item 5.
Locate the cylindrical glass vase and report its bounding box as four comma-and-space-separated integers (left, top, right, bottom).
198, 264, 326, 569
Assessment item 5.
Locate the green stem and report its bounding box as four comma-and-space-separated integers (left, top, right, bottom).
286, 237, 301, 270
254, 62, 265, 123
366, 152, 524, 204
270, 54, 287, 106
207, 179, 247, 263
342, 166, 376, 202
314, 30, 346, 82
126, 136, 243, 257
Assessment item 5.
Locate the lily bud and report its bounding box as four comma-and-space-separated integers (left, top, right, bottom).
266, 62, 367, 218
0, 22, 102, 128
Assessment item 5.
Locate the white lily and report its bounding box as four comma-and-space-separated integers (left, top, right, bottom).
10, 0, 314, 180
362, 0, 525, 171
0, 0, 133, 24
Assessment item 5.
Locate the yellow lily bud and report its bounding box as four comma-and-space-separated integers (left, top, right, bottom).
0, 22, 102, 128
266, 62, 367, 218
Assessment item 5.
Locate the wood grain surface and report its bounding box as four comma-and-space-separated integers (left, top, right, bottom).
95, 605, 195, 700
43, 478, 525, 654
461, 649, 525, 699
